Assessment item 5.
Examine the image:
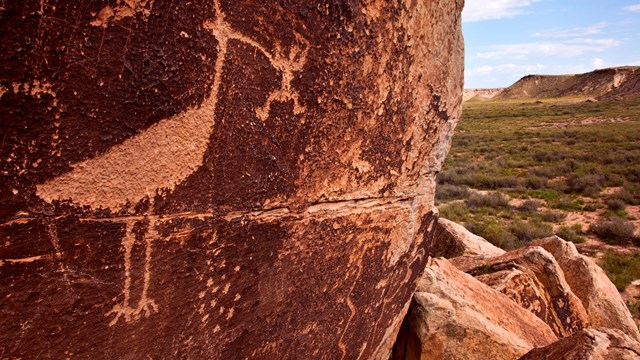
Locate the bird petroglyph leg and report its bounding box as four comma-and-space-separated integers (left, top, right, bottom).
106, 218, 158, 326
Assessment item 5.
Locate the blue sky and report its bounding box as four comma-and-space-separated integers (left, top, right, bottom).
463, 0, 640, 88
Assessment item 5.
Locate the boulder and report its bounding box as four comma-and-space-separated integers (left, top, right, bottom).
429, 217, 505, 258
394, 258, 557, 360
0, 0, 464, 358
452, 246, 589, 338
520, 328, 640, 360
533, 236, 640, 341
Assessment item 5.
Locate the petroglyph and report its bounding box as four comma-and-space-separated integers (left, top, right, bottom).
7, 80, 57, 103
203, 3, 309, 122
33, 0, 311, 326
101, 217, 225, 326
106, 218, 159, 326
46, 222, 73, 289
37, 0, 308, 211
254, 33, 309, 121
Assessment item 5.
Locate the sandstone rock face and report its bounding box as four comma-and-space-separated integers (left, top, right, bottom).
395, 258, 557, 360
533, 237, 640, 341
430, 217, 505, 258
0, 1, 464, 358
452, 246, 589, 338
520, 328, 640, 360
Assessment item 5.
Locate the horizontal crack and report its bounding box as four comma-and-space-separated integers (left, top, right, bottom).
2, 194, 432, 226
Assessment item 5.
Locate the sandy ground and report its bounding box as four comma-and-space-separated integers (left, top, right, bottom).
527, 116, 629, 129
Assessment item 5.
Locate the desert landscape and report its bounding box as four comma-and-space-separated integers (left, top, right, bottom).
439, 66, 640, 323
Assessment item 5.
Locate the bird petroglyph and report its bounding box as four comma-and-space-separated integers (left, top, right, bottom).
34, 0, 309, 325
36, 0, 308, 212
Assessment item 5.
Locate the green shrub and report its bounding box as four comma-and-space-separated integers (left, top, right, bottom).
600, 251, 640, 292
525, 175, 548, 189
541, 210, 567, 223
626, 301, 640, 321
582, 203, 600, 212
466, 221, 520, 250
552, 197, 584, 211
439, 202, 471, 223
530, 167, 559, 179
517, 199, 541, 212
611, 187, 638, 205
606, 198, 627, 211
466, 192, 511, 209
603, 209, 629, 218
590, 217, 638, 245
564, 174, 604, 196
510, 220, 553, 243
436, 184, 470, 203
556, 224, 586, 244
524, 189, 561, 202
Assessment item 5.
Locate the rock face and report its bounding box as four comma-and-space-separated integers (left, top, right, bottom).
429, 217, 505, 258
521, 328, 640, 360
452, 246, 589, 338
395, 258, 557, 360
496, 66, 640, 100
533, 237, 640, 341
0, 1, 464, 358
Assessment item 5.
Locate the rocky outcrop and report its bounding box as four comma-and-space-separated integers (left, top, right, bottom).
496, 66, 640, 100
0, 1, 464, 358
533, 237, 640, 341
393, 228, 640, 359
452, 246, 589, 338
429, 217, 505, 258
463, 88, 505, 102
521, 328, 640, 360
602, 67, 640, 99
394, 258, 557, 360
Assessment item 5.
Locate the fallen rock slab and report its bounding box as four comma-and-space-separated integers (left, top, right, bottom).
429, 217, 505, 258
520, 328, 640, 360
533, 236, 640, 341
452, 246, 589, 338
395, 258, 557, 360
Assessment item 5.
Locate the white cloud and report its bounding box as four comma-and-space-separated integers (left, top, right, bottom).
468, 65, 495, 76
475, 38, 620, 59
468, 63, 546, 76
533, 22, 608, 38
624, 4, 640, 11
593, 58, 605, 69
463, 0, 539, 23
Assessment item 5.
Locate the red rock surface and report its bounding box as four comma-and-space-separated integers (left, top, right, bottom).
394, 258, 557, 360
521, 328, 640, 360
0, 0, 464, 358
453, 246, 589, 338
430, 217, 505, 258
533, 236, 640, 341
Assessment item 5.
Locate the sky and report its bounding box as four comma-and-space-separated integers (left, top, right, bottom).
463, 0, 640, 88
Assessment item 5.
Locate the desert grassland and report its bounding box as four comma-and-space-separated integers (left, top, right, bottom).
437, 95, 640, 298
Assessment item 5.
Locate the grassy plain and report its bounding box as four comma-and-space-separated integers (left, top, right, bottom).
436, 95, 640, 296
